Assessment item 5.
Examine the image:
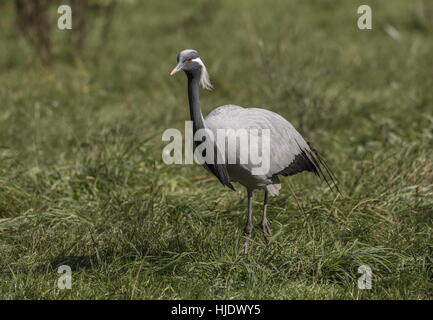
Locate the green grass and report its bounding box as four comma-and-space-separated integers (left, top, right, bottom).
0, 0, 432, 299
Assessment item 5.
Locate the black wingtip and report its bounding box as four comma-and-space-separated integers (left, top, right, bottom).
227, 183, 235, 191
307, 142, 342, 196
204, 161, 235, 191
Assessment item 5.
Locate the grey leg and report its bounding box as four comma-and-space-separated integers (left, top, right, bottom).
261, 190, 272, 238
243, 189, 254, 254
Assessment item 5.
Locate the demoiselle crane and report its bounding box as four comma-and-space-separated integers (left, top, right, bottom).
170, 49, 339, 253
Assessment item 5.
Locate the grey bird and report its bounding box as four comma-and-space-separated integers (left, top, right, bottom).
170, 49, 339, 253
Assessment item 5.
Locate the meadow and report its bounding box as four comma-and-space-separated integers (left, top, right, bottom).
0, 0, 432, 299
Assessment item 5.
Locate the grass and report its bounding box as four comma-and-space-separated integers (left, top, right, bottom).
0, 0, 432, 299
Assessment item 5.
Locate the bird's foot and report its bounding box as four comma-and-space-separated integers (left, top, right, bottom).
260, 219, 272, 240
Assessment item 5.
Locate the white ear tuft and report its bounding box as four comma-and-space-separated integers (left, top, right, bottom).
193, 58, 213, 90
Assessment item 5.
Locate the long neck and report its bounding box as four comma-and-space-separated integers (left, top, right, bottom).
187, 71, 205, 132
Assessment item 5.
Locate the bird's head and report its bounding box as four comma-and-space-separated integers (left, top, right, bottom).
170, 49, 213, 90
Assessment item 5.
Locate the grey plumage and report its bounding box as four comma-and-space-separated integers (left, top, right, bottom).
170, 49, 339, 253
205, 106, 339, 195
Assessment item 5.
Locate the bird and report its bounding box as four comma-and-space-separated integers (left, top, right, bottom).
170, 49, 339, 253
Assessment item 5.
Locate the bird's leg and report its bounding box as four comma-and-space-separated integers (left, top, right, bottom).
260, 190, 272, 239
243, 189, 254, 254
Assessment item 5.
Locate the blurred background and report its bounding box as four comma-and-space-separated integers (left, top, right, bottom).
0, 0, 432, 299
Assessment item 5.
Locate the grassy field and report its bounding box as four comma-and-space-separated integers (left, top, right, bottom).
0, 0, 432, 299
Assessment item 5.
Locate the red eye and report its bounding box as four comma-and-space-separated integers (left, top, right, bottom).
186, 58, 192, 62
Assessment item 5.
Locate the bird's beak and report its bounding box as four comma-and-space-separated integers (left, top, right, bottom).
170, 63, 182, 76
